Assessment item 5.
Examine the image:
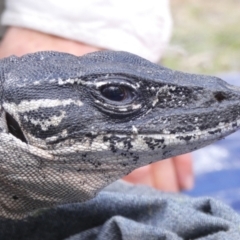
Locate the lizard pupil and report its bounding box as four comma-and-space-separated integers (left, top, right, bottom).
101, 85, 126, 101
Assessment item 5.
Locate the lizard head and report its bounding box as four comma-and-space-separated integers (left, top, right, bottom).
1, 51, 240, 218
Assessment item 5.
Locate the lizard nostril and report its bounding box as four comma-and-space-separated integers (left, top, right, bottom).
6, 112, 27, 143
214, 92, 226, 102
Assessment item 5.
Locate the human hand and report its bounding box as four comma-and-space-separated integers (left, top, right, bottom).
0, 27, 102, 58
0, 27, 194, 193
123, 154, 193, 192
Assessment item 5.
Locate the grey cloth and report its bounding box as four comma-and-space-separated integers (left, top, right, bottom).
0, 181, 240, 240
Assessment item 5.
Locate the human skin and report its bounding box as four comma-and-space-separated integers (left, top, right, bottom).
0, 26, 194, 192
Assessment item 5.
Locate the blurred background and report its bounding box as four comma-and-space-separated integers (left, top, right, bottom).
164, 0, 240, 211
163, 0, 240, 75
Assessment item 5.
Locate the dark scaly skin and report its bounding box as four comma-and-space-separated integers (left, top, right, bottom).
0, 50, 239, 219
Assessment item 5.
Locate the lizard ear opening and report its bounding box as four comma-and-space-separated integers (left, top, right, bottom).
6, 112, 27, 143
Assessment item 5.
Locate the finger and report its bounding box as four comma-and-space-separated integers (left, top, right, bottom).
173, 153, 194, 190
151, 159, 179, 192
123, 165, 154, 186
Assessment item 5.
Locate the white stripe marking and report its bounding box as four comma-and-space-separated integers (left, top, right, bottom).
3, 99, 83, 113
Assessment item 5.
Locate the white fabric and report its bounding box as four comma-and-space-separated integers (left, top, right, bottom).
1, 0, 172, 62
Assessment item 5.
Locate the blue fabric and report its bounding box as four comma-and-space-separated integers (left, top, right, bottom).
186, 72, 240, 212
1, 181, 240, 240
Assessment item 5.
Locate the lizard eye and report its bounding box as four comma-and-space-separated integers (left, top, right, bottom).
101, 85, 131, 102
92, 80, 141, 116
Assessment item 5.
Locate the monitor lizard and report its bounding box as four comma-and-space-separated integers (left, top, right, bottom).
0, 50, 239, 219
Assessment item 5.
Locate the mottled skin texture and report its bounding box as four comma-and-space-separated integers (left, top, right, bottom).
0, 51, 240, 219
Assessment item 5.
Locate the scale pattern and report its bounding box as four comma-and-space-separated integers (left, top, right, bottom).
0, 51, 240, 219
